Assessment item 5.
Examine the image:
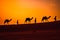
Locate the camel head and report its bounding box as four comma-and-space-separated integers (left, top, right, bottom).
31, 17, 33, 20
55, 16, 57, 17
10, 19, 12, 21
48, 16, 51, 19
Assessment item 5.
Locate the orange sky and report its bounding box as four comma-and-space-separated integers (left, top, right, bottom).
0, 0, 60, 24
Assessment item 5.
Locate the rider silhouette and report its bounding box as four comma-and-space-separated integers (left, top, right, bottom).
35, 18, 36, 24
54, 16, 57, 21
17, 20, 18, 24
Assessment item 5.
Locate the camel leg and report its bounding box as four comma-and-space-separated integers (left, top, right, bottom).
45, 20, 47, 22
4, 21, 6, 24
45, 19, 49, 22
28, 21, 31, 24
25, 22, 27, 24
7, 22, 9, 24
24, 21, 27, 24
46, 20, 49, 22
4, 22, 5, 24
41, 20, 44, 23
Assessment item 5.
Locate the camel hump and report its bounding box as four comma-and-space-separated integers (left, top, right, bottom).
25, 18, 30, 20
4, 19, 8, 21
26, 17, 33, 20
26, 17, 30, 19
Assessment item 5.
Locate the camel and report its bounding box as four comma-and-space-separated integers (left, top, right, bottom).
4, 19, 12, 24
25, 17, 33, 23
41, 16, 51, 22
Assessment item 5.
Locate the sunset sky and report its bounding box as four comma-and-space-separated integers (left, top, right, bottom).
0, 0, 60, 24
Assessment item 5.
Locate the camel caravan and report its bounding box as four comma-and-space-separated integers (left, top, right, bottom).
3, 16, 57, 24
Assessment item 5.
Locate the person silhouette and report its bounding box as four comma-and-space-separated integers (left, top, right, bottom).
54, 16, 57, 21
35, 18, 36, 24
17, 20, 18, 24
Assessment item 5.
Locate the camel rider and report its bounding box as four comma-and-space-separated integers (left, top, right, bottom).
54, 16, 57, 21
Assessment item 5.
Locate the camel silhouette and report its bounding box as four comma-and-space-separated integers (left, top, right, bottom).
42, 16, 51, 22
25, 17, 33, 23
4, 19, 12, 24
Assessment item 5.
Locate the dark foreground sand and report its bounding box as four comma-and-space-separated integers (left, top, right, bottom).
0, 21, 60, 40
0, 30, 59, 40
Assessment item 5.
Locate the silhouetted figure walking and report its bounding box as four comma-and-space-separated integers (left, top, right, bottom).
25, 17, 33, 24
42, 16, 51, 22
17, 20, 19, 24
4, 19, 12, 24
35, 18, 36, 24
54, 16, 57, 21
